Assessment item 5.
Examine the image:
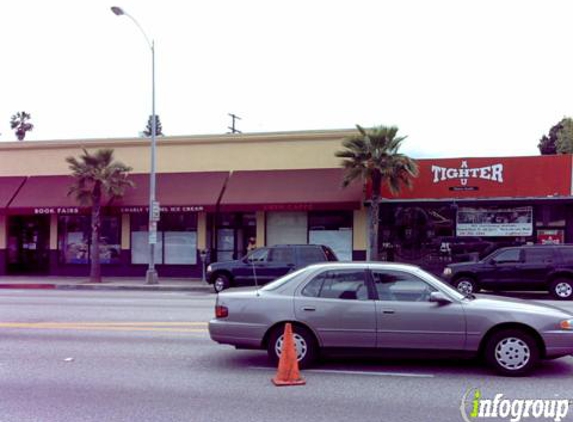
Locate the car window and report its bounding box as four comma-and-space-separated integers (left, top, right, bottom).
492, 248, 521, 263
371, 270, 436, 302
301, 270, 368, 301
322, 246, 339, 262
298, 247, 326, 266
268, 248, 295, 263
524, 248, 554, 263
247, 248, 269, 262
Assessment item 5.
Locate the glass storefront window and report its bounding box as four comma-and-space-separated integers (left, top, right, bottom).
267, 212, 308, 245
536, 205, 566, 228
215, 213, 256, 262
308, 211, 353, 261
130, 213, 198, 265
58, 215, 121, 265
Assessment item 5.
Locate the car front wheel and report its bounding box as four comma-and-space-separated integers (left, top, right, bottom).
213, 274, 231, 293
454, 277, 479, 295
549, 278, 573, 300
267, 324, 318, 369
484, 329, 540, 376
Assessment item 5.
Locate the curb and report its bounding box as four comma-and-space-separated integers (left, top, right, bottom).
0, 283, 213, 293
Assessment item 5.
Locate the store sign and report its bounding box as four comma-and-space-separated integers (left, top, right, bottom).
263, 204, 315, 211
383, 155, 572, 200
119, 205, 204, 213
431, 161, 504, 186
537, 229, 564, 244
34, 207, 80, 215
456, 207, 533, 237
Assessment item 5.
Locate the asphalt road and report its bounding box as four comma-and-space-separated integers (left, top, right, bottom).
0, 290, 572, 422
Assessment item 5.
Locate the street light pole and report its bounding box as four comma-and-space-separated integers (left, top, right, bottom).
111, 6, 159, 284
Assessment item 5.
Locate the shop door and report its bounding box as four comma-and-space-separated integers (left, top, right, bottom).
7, 216, 50, 274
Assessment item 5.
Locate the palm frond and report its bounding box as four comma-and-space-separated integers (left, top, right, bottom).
338, 124, 418, 196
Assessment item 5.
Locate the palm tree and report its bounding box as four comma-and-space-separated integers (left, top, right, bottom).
336, 125, 418, 261
10, 111, 34, 141
66, 149, 134, 283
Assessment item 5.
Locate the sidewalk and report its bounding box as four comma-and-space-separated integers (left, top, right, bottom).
0, 275, 213, 292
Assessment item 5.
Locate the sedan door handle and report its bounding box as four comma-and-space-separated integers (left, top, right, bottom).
302, 306, 316, 312
382, 310, 395, 314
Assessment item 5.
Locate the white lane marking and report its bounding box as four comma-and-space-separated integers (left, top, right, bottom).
250, 366, 434, 378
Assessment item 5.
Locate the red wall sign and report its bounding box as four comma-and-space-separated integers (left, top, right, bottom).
379, 155, 572, 200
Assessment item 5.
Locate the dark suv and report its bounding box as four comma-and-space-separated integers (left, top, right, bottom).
442, 245, 573, 300
206, 244, 339, 292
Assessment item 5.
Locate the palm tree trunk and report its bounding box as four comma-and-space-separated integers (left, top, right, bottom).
369, 172, 382, 261
90, 182, 102, 283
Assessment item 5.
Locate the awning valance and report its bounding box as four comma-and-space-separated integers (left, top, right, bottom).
219, 169, 363, 212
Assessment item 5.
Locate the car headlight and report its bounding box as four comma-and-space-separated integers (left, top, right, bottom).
560, 319, 573, 330
443, 267, 452, 277
207, 264, 212, 272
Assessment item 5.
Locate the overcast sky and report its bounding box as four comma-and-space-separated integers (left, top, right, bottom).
1, 0, 571, 158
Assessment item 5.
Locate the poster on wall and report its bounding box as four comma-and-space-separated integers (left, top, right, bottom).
456, 206, 533, 237
537, 229, 564, 245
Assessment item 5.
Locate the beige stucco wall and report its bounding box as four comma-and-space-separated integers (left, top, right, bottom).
0, 129, 367, 255
197, 212, 207, 250
0, 129, 358, 176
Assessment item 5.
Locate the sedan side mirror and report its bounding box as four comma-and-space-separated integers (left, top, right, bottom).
429, 291, 453, 304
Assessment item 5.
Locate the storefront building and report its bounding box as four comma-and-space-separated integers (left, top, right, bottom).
377, 155, 573, 273
0, 130, 571, 277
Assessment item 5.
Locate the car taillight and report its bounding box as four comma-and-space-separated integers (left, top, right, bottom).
215, 305, 228, 318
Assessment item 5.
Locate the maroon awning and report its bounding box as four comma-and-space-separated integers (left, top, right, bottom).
8, 175, 80, 214
8, 172, 229, 214
219, 169, 363, 212
115, 172, 229, 212
0, 176, 27, 212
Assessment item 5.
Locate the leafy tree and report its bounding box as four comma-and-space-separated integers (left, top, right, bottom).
336, 125, 418, 261
538, 117, 573, 154
66, 149, 134, 283
556, 118, 573, 154
142, 115, 163, 137
10, 111, 34, 141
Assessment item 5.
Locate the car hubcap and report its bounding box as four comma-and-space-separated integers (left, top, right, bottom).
554, 282, 573, 298
495, 337, 530, 371
456, 280, 474, 295
275, 333, 307, 361
214, 279, 226, 292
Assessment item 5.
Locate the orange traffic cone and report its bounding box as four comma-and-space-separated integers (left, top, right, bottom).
272, 323, 306, 386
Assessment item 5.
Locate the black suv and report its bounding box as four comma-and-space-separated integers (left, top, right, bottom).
206, 244, 339, 292
443, 245, 573, 300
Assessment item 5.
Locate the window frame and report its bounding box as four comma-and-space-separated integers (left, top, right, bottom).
299, 268, 372, 301
368, 269, 438, 302
58, 214, 122, 265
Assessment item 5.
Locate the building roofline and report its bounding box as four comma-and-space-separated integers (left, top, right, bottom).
0, 128, 360, 151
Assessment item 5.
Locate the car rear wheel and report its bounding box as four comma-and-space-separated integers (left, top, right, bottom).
213, 274, 231, 293
454, 277, 479, 295
549, 278, 573, 300
267, 324, 318, 369
484, 329, 539, 376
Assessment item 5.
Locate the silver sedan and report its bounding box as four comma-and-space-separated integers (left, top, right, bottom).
209, 262, 573, 376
